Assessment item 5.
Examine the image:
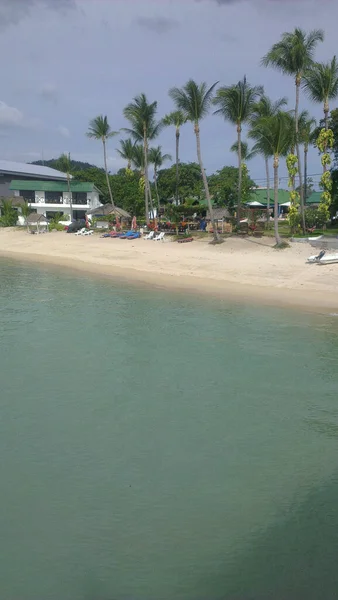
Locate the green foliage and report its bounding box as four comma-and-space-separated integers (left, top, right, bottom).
208, 166, 255, 210
169, 80, 218, 123
0, 199, 18, 227
31, 159, 99, 171
157, 162, 203, 202
261, 28, 324, 78
317, 128, 334, 152
213, 77, 263, 126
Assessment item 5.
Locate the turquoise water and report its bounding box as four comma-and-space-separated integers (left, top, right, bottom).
1, 258, 338, 600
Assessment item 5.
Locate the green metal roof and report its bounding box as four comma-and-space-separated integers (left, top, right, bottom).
306, 191, 322, 205
248, 188, 290, 205
9, 180, 97, 192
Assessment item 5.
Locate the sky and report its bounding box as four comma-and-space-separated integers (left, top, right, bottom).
0, 0, 337, 188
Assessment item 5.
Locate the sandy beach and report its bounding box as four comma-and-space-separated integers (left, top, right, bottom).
0, 228, 337, 312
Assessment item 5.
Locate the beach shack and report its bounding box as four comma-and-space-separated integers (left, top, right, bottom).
86, 204, 131, 229
26, 212, 49, 233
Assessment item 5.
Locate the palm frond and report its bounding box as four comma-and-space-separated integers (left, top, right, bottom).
262, 28, 324, 76
213, 77, 263, 125
303, 56, 338, 104
169, 79, 218, 122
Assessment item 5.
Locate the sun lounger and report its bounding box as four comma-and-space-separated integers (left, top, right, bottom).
154, 232, 165, 241
143, 231, 154, 240
74, 228, 86, 236
81, 229, 94, 236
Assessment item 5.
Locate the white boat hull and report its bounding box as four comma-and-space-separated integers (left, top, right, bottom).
307, 253, 338, 264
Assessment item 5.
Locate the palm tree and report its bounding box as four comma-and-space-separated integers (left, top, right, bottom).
55, 152, 73, 221
87, 115, 118, 208
249, 112, 293, 245
262, 28, 324, 231
123, 94, 161, 224
299, 115, 316, 200
21, 201, 32, 232
249, 95, 288, 223
230, 141, 257, 162
169, 79, 220, 242
148, 146, 172, 218
117, 138, 135, 171
213, 76, 263, 226
162, 110, 187, 204
303, 56, 338, 130
131, 144, 145, 172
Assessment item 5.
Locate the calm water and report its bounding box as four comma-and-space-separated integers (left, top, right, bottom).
1, 259, 338, 600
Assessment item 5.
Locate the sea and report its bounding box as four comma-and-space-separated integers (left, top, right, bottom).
1, 258, 338, 600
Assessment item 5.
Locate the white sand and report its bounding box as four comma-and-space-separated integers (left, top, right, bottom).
0, 229, 337, 312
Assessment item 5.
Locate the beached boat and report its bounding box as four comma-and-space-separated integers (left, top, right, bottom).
307, 250, 338, 264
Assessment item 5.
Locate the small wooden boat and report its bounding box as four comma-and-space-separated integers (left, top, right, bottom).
307, 250, 338, 264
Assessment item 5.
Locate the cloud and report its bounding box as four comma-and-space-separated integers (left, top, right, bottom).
0, 101, 24, 127
204, 0, 319, 3
58, 126, 70, 138
39, 83, 59, 104
0, 0, 75, 30
135, 16, 179, 34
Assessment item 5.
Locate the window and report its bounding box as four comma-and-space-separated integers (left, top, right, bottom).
72, 192, 87, 205
20, 190, 35, 203
45, 191, 62, 204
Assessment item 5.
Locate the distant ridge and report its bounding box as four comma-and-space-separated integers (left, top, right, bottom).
31, 159, 104, 172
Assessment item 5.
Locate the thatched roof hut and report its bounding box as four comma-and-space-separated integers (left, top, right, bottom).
207, 207, 231, 220
86, 204, 131, 219
27, 213, 49, 231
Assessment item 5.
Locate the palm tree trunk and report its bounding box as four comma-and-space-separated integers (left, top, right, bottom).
323, 100, 329, 174
143, 130, 150, 225
154, 167, 161, 219
175, 128, 180, 205
148, 180, 155, 220
195, 123, 219, 242
295, 78, 305, 233
304, 145, 308, 203
67, 171, 73, 222
103, 138, 115, 209
265, 156, 270, 225
237, 124, 242, 228
274, 155, 282, 246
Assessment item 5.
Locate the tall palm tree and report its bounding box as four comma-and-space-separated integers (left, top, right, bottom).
249, 112, 293, 245
162, 110, 187, 204
249, 95, 288, 223
131, 144, 145, 172
213, 76, 263, 226
55, 152, 73, 221
148, 146, 172, 218
303, 56, 338, 130
169, 79, 220, 242
262, 28, 324, 231
123, 94, 161, 224
299, 115, 316, 200
117, 138, 135, 171
230, 141, 257, 162
87, 115, 118, 208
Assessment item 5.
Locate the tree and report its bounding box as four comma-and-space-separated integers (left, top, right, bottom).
162, 110, 187, 204
0, 199, 18, 227
303, 56, 338, 130
21, 201, 32, 232
117, 138, 135, 171
299, 115, 317, 200
213, 76, 263, 226
230, 141, 257, 162
55, 152, 73, 221
156, 162, 203, 203
249, 95, 288, 223
148, 146, 172, 217
123, 94, 162, 224
169, 79, 220, 242
73, 167, 109, 202
131, 144, 145, 172
86, 115, 118, 209
250, 112, 293, 245
262, 28, 324, 232
208, 166, 256, 211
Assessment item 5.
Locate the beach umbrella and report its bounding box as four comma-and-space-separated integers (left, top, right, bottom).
280, 201, 291, 207
132, 216, 137, 230
247, 200, 264, 207
115, 215, 121, 230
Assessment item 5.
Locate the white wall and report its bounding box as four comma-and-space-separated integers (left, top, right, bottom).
35, 191, 45, 203
88, 191, 100, 210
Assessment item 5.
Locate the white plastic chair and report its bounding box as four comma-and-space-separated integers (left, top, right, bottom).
74, 228, 86, 236
82, 229, 94, 236
143, 231, 154, 240
154, 232, 165, 241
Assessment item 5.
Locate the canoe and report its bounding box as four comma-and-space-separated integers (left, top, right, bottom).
307, 251, 338, 264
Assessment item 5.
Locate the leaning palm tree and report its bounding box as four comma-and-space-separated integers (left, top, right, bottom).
86, 115, 118, 208
162, 110, 187, 204
230, 141, 257, 162
249, 95, 288, 223
250, 112, 293, 246
148, 146, 172, 218
169, 79, 220, 242
117, 138, 135, 171
299, 114, 316, 200
123, 94, 161, 224
262, 28, 324, 230
303, 56, 338, 130
213, 77, 263, 226
55, 152, 73, 220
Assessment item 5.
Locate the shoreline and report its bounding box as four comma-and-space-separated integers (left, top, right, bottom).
1, 230, 338, 314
